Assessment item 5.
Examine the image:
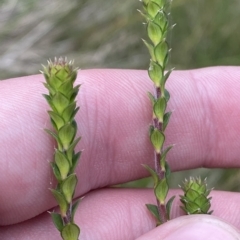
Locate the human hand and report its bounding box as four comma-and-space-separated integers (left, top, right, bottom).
0, 67, 240, 239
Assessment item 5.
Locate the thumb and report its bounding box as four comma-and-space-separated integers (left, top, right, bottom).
136, 215, 240, 240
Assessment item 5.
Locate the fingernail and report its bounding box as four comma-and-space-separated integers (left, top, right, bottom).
164, 217, 240, 240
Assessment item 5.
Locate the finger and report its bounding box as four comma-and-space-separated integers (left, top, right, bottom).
78, 189, 240, 239
136, 215, 240, 240
1, 67, 240, 225
0, 69, 152, 225
1, 189, 240, 239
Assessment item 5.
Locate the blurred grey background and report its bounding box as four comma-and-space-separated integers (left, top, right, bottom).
1, 0, 240, 190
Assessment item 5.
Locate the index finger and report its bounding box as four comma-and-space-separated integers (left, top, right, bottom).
0, 67, 240, 225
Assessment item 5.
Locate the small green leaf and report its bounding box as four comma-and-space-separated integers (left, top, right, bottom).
70, 85, 81, 102
62, 174, 78, 203
45, 129, 63, 150
154, 178, 169, 204
61, 223, 80, 240
149, 125, 154, 137
142, 39, 156, 61
163, 52, 169, 67
66, 137, 81, 163
48, 111, 65, 130
150, 128, 165, 153
166, 196, 175, 220
50, 162, 62, 182
160, 145, 173, 171
50, 212, 64, 231
163, 111, 171, 131
201, 201, 212, 214
55, 150, 70, 179
45, 128, 58, 141
52, 64, 76, 83
147, 1, 160, 18
58, 80, 73, 97
43, 94, 57, 112
163, 69, 173, 86
43, 82, 55, 96
185, 189, 199, 201
42, 66, 49, 79
70, 107, 80, 121
193, 183, 205, 193
147, 21, 162, 46
50, 189, 68, 217
183, 201, 200, 214
195, 194, 208, 207
147, 92, 156, 106
48, 75, 63, 90
142, 164, 158, 187
146, 204, 161, 224
153, 97, 166, 122
59, 122, 77, 150
139, 7, 152, 19
70, 152, 81, 174
154, 40, 168, 67
148, 61, 163, 87
154, 11, 168, 33
164, 89, 170, 102
62, 102, 77, 122
51, 92, 70, 115
71, 198, 82, 222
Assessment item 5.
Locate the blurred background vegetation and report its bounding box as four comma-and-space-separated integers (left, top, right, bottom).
1, 0, 240, 191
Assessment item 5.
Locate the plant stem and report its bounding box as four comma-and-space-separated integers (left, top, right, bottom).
42, 57, 81, 240
159, 202, 168, 223
155, 148, 168, 223
140, 0, 175, 225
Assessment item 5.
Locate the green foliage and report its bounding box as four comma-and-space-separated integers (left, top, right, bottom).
150, 128, 165, 153
61, 224, 80, 240
140, 0, 179, 225
62, 174, 78, 204
50, 189, 68, 217
142, 164, 158, 188
166, 196, 175, 220
153, 97, 166, 122
42, 57, 81, 239
160, 146, 173, 170
146, 204, 161, 225
55, 150, 70, 180
50, 212, 64, 232
140, 0, 175, 224
180, 177, 213, 215
71, 199, 82, 222
155, 41, 169, 67
154, 178, 169, 204
163, 112, 171, 131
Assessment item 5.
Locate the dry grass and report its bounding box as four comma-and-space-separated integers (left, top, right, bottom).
1, 0, 240, 79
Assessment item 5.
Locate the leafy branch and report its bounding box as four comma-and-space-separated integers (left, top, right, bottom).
41, 57, 81, 240
139, 0, 175, 225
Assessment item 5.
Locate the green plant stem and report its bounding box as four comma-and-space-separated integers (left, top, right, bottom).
158, 201, 168, 223
140, 0, 175, 225
153, 97, 168, 224
42, 57, 81, 240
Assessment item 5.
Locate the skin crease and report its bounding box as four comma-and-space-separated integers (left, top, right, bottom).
0, 67, 240, 239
